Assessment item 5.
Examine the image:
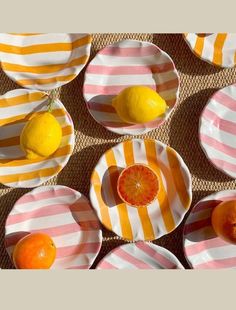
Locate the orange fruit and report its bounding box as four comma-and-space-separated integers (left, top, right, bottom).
13, 233, 56, 269
117, 164, 159, 207
211, 200, 236, 244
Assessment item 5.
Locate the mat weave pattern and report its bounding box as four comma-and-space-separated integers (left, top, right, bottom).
1, 34, 236, 269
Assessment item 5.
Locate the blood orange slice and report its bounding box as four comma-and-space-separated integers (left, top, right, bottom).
117, 164, 159, 207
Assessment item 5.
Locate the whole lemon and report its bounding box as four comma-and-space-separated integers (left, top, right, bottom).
112, 86, 167, 124
20, 112, 62, 160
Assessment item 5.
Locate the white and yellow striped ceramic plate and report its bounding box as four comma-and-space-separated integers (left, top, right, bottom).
0, 33, 92, 90
90, 139, 192, 241
83, 39, 180, 135
0, 89, 75, 188
184, 33, 236, 68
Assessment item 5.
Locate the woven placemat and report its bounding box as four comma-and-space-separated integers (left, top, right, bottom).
1, 33, 236, 269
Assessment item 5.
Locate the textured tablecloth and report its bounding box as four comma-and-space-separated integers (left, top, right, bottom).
1, 33, 236, 269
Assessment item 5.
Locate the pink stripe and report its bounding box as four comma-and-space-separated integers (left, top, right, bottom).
200, 133, 236, 158
185, 238, 228, 256
56, 242, 100, 258
213, 91, 236, 112
211, 158, 236, 173
87, 102, 116, 113
84, 80, 178, 96
84, 84, 156, 95
16, 188, 75, 205
86, 63, 174, 75
135, 242, 177, 269
203, 108, 236, 135
98, 261, 118, 269
88, 98, 176, 116
114, 248, 154, 269
99, 45, 159, 57
156, 78, 179, 92
6, 202, 91, 225
195, 257, 236, 269
5, 221, 100, 247
192, 195, 236, 213
192, 200, 220, 213
184, 218, 212, 235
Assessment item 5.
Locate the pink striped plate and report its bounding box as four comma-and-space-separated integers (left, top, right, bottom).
5, 185, 102, 269
183, 190, 236, 269
199, 83, 236, 178
96, 242, 184, 269
83, 40, 180, 135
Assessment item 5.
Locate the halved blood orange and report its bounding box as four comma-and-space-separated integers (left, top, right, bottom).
117, 164, 159, 207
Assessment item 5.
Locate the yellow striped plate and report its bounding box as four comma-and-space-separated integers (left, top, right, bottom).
0, 89, 75, 188
0, 33, 92, 90
90, 139, 192, 241
184, 33, 236, 68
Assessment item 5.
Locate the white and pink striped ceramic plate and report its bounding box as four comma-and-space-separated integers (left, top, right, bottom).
83, 40, 180, 135
199, 84, 236, 178
96, 242, 184, 269
5, 185, 102, 269
183, 190, 236, 269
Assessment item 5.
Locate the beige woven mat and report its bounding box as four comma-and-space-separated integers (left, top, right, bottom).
1, 33, 236, 269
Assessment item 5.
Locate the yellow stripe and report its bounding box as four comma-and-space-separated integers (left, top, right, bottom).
0, 92, 46, 108
123, 140, 155, 240
166, 146, 191, 209
91, 170, 112, 231
194, 35, 205, 57
123, 140, 135, 166
105, 148, 133, 240
212, 33, 227, 66
144, 140, 175, 232
1, 55, 89, 74
0, 35, 91, 55
0, 166, 62, 184
0, 125, 73, 148
18, 74, 77, 86
0, 109, 66, 126
0, 145, 72, 167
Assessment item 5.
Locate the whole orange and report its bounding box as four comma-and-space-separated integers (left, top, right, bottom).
13, 233, 56, 269
211, 200, 236, 244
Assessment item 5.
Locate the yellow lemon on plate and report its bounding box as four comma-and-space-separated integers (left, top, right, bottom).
20, 112, 62, 160
112, 86, 168, 124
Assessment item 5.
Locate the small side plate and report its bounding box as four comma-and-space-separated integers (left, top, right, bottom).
183, 190, 236, 269
83, 39, 180, 135
5, 185, 103, 269
96, 242, 184, 269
